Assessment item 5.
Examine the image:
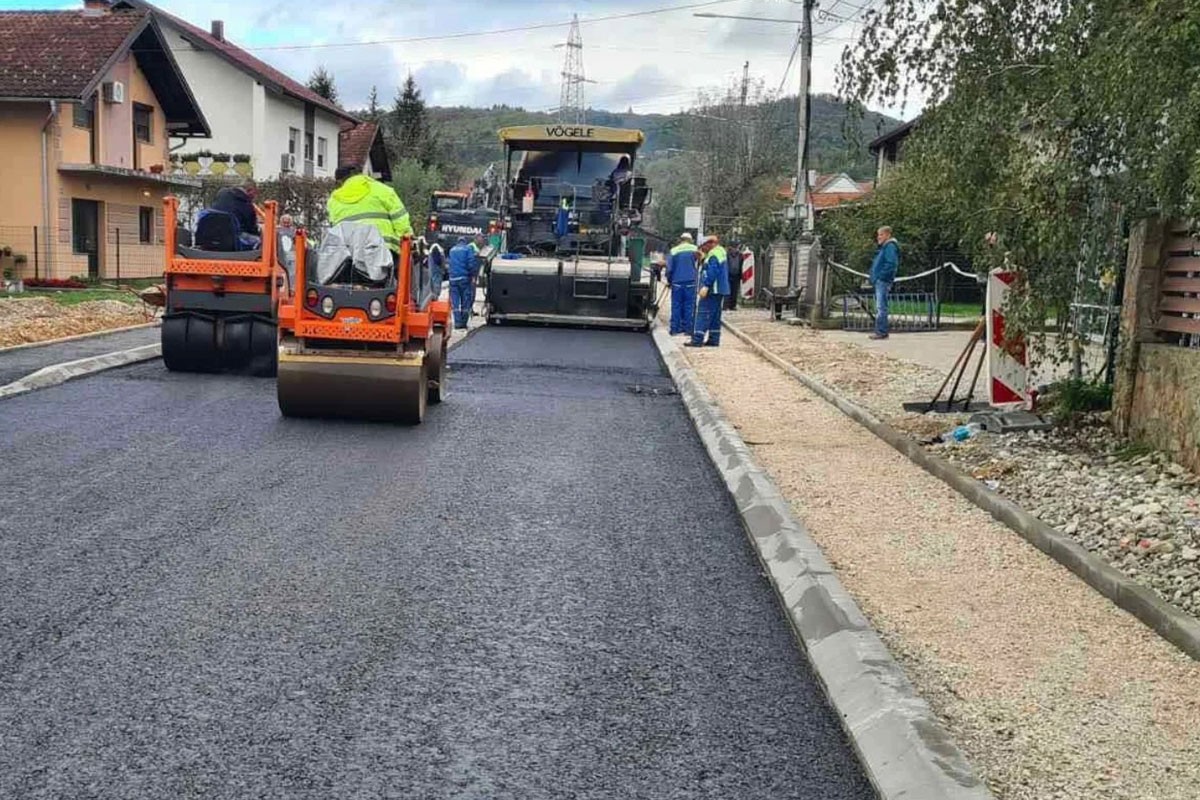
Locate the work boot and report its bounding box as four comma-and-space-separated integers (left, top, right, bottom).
683, 341, 704, 348
868, 333, 889, 340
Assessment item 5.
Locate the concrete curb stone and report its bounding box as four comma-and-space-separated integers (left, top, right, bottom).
723, 319, 1200, 663
0, 344, 162, 401
652, 326, 994, 800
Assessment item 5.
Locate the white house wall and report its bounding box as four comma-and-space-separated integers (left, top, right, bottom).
312, 113, 340, 180
162, 26, 254, 158
263, 93, 341, 180
160, 22, 345, 180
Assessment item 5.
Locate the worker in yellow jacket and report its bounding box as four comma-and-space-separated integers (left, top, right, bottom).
328, 166, 413, 254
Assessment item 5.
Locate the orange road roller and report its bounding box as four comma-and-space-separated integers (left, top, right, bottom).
276, 228, 452, 423
161, 196, 292, 376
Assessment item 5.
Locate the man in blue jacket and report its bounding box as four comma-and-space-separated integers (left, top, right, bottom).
666, 232, 699, 335
869, 226, 900, 339
685, 235, 731, 348
447, 236, 479, 329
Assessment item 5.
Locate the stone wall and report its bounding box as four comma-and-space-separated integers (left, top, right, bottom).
1114, 217, 1200, 470
1127, 345, 1200, 471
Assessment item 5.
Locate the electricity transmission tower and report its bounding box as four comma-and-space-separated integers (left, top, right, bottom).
557, 15, 592, 123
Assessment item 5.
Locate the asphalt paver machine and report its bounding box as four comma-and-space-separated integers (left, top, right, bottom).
486, 124, 655, 330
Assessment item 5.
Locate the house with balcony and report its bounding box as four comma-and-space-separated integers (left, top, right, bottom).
0, 4, 208, 280
113, 0, 359, 180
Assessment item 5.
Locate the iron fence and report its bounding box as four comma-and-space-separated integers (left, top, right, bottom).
1, 223, 163, 284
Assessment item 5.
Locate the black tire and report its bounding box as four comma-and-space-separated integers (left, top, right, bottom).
161, 316, 189, 372
248, 318, 277, 377
426, 328, 448, 404
184, 315, 218, 373
221, 316, 252, 372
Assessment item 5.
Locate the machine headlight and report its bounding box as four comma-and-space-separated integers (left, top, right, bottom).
321, 296, 334, 315
369, 299, 383, 318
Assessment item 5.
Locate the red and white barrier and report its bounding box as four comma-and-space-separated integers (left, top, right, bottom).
740, 249, 755, 301
986, 269, 1030, 409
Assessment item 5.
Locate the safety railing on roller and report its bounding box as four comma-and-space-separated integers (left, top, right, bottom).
828, 259, 985, 333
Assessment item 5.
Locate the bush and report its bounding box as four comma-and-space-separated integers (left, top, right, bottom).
14, 254, 27, 265
232, 153, 252, 163
1045, 378, 1112, 423
25, 277, 88, 288
212, 152, 232, 162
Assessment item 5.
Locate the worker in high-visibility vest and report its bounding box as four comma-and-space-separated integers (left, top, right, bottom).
327, 166, 413, 256
685, 234, 731, 347
666, 232, 699, 336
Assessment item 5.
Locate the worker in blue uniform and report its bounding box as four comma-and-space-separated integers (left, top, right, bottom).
447, 236, 479, 329
425, 237, 446, 298
685, 235, 731, 348
666, 232, 699, 336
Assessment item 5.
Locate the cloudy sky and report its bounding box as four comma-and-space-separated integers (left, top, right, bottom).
15, 0, 913, 118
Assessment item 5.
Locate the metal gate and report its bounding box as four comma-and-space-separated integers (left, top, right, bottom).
841, 291, 940, 332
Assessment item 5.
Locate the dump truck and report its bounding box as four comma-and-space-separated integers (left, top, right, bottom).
425, 190, 499, 248
275, 228, 451, 424
485, 125, 655, 330
160, 196, 291, 375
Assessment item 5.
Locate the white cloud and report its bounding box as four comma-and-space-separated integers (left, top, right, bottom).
143, 0, 916, 118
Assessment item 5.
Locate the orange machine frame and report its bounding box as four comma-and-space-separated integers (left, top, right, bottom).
162, 195, 287, 308
279, 235, 447, 345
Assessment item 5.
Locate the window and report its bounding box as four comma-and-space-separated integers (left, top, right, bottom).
304, 131, 314, 162
317, 137, 327, 169
288, 127, 300, 156
139, 207, 153, 244
133, 104, 152, 143
73, 95, 95, 129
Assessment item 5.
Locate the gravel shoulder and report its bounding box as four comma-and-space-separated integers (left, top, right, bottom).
0, 296, 152, 349
725, 309, 1200, 625
682, 334, 1200, 800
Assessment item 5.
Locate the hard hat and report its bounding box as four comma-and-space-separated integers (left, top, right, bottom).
679, 232, 693, 241
703, 234, 720, 246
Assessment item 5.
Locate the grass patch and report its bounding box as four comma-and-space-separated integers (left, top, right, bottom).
1113, 441, 1155, 462
938, 301, 984, 318
9, 289, 140, 306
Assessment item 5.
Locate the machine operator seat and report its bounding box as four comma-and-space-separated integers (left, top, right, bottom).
177, 210, 262, 262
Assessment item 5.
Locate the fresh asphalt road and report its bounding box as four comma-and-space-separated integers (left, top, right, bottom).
0, 326, 872, 799
0, 325, 158, 386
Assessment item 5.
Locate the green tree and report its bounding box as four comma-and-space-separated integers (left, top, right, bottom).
365, 85, 382, 122
836, 0, 1193, 340
390, 75, 434, 167
307, 66, 338, 104
391, 157, 444, 232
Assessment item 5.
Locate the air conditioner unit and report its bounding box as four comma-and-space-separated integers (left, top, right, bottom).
102, 81, 125, 104
280, 153, 295, 173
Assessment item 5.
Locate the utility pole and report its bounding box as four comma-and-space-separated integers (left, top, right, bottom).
695, 5, 817, 230
795, 0, 814, 233
739, 60, 750, 181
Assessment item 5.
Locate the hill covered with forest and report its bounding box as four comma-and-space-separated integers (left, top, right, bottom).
423, 94, 901, 180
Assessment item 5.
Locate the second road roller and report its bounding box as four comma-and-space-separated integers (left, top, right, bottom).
275, 223, 451, 424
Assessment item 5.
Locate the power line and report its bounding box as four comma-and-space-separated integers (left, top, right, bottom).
243, 0, 739, 52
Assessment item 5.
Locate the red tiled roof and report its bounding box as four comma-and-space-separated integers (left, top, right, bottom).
338, 120, 378, 169
812, 190, 871, 211
120, 0, 356, 122
0, 9, 148, 99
